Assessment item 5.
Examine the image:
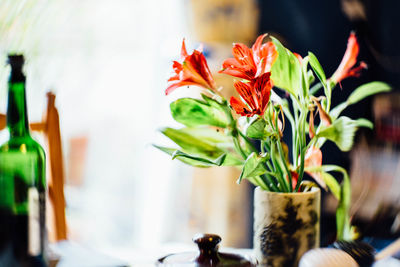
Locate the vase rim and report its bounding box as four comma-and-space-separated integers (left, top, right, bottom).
254, 186, 320, 196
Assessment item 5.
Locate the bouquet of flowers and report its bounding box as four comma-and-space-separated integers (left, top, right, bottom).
155, 32, 391, 240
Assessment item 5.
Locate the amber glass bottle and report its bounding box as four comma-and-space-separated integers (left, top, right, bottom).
0, 55, 47, 266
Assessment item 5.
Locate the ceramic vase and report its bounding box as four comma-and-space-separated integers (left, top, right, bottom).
253, 187, 320, 267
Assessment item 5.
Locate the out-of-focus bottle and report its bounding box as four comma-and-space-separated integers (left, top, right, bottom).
0, 55, 47, 266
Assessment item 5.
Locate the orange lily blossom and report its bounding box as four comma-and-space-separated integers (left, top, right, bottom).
304, 146, 326, 189
219, 34, 278, 80
230, 72, 272, 117
165, 39, 217, 95
331, 32, 367, 84
289, 171, 299, 191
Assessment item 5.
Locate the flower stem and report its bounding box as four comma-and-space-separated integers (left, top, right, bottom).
277, 139, 293, 192
238, 129, 258, 153
232, 132, 247, 159
255, 175, 271, 191
309, 82, 323, 95
270, 142, 289, 192
262, 173, 279, 192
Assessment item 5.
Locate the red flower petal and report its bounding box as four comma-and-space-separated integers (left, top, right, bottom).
166, 39, 216, 94
230, 72, 272, 117
304, 147, 327, 189
230, 96, 252, 117
253, 72, 272, 114
219, 68, 251, 80
252, 34, 268, 59
331, 32, 366, 83
313, 98, 331, 126
219, 34, 278, 81
232, 43, 257, 72
181, 39, 188, 58
165, 81, 198, 95
234, 81, 258, 111
255, 42, 278, 77
289, 171, 299, 191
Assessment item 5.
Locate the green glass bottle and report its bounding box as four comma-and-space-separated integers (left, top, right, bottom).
0, 55, 47, 266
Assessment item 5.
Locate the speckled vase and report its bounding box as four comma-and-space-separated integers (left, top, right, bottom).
253, 187, 320, 267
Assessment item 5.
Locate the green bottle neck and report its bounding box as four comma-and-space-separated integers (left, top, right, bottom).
7, 79, 30, 137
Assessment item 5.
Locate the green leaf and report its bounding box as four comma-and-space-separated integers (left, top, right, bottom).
238, 152, 268, 184
161, 127, 219, 156
172, 150, 227, 166
347, 81, 391, 105
245, 117, 273, 140
330, 82, 391, 119
299, 56, 310, 97
312, 165, 352, 240
153, 145, 214, 167
270, 37, 302, 96
307, 70, 315, 87
170, 97, 229, 128
178, 127, 234, 150
160, 127, 242, 166
317, 117, 358, 152
246, 117, 265, 139
355, 118, 373, 129
320, 172, 341, 199
336, 171, 352, 240
308, 52, 327, 88
304, 166, 341, 199
330, 102, 347, 120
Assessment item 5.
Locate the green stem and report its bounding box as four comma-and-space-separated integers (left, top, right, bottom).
232, 133, 247, 159
277, 139, 293, 192
309, 82, 323, 95
238, 129, 258, 153
260, 141, 280, 192
294, 110, 307, 191
294, 147, 306, 192
270, 142, 289, 192
262, 173, 280, 192
325, 83, 332, 113
323, 165, 352, 240
254, 175, 271, 191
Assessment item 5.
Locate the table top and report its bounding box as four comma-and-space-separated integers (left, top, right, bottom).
50, 241, 400, 267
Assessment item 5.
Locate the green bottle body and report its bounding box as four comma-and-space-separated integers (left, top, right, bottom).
0, 56, 47, 267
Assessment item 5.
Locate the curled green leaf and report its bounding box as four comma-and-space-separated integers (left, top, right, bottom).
170, 96, 229, 127
317, 117, 358, 152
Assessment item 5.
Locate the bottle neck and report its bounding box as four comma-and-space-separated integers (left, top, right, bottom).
7, 78, 30, 137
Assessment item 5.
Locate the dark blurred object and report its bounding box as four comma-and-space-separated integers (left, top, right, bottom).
333, 240, 375, 267
157, 234, 254, 266
345, 0, 400, 87
353, 204, 400, 239
373, 93, 400, 144
187, 0, 258, 43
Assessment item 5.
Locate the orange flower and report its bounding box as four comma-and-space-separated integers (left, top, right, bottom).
289, 171, 299, 191
304, 146, 326, 189
331, 32, 367, 84
230, 73, 272, 117
312, 97, 332, 126
219, 34, 278, 80
166, 39, 217, 95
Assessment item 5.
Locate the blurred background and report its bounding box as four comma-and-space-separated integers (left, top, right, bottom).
0, 0, 399, 263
